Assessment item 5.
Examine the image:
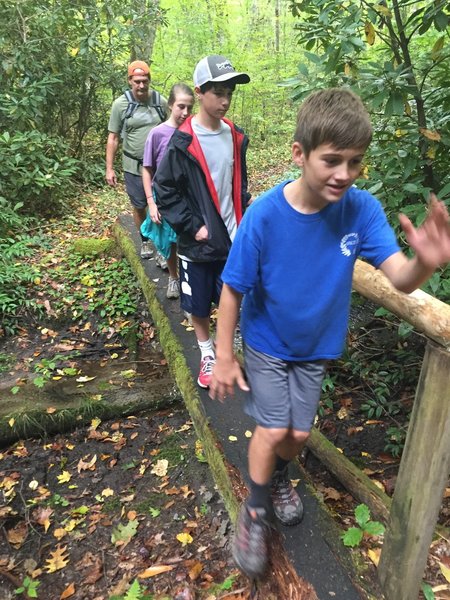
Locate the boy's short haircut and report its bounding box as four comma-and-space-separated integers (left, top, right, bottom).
199, 81, 236, 94
294, 88, 372, 155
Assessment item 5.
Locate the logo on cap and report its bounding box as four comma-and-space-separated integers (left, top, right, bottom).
216, 60, 233, 71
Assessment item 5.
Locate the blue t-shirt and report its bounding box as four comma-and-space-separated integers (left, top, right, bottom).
222, 181, 400, 361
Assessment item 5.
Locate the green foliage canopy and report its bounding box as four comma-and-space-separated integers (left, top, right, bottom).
286, 0, 450, 299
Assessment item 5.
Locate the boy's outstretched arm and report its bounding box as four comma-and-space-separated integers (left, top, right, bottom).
209, 284, 249, 402
380, 194, 450, 294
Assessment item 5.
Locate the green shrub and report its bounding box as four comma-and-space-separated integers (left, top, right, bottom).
0, 131, 79, 215
0, 199, 41, 334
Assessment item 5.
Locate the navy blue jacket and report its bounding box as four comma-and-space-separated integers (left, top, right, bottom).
153, 116, 250, 262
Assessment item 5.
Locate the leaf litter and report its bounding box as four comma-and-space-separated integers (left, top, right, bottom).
0, 408, 252, 599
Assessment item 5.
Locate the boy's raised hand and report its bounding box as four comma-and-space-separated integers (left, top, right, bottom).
209, 356, 250, 403
399, 194, 450, 269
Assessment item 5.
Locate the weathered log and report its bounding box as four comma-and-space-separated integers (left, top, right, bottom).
306, 427, 391, 523
353, 260, 450, 349
378, 342, 450, 600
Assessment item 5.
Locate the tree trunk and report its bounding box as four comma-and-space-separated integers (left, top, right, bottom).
131, 0, 161, 63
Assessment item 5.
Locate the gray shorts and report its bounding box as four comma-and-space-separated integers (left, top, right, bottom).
124, 172, 147, 209
243, 344, 326, 432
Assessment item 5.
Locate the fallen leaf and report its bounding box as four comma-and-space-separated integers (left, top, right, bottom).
185, 520, 198, 529
138, 565, 174, 578
431, 584, 450, 593
347, 426, 363, 436
60, 582, 75, 598
188, 561, 203, 581
440, 562, 450, 583
57, 471, 71, 484
372, 479, 386, 492
340, 397, 353, 408
76, 376, 96, 383
90, 417, 101, 430
6, 521, 28, 548
151, 459, 169, 477
228, 435, 238, 442
367, 548, 381, 566
45, 544, 70, 573
337, 407, 348, 420
177, 532, 193, 546
180, 485, 194, 498
120, 369, 136, 379
33, 507, 54, 532
317, 485, 341, 501
111, 520, 138, 546
79, 553, 103, 584
245, 430, 252, 438
176, 423, 192, 432
77, 454, 97, 473
54, 528, 67, 540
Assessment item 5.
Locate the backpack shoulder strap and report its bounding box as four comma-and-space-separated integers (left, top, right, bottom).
149, 90, 167, 123
123, 89, 139, 119
120, 90, 140, 140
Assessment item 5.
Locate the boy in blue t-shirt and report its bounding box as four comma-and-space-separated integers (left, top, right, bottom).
209, 88, 450, 579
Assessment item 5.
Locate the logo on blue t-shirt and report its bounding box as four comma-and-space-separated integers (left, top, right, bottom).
340, 233, 359, 257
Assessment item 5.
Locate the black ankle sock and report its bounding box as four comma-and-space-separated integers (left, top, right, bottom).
247, 479, 271, 513
274, 456, 290, 473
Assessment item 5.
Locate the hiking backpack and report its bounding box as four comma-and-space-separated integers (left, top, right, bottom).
120, 89, 167, 168
121, 89, 166, 138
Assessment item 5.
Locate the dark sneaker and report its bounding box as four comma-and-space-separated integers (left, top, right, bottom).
232, 504, 270, 579
270, 467, 303, 525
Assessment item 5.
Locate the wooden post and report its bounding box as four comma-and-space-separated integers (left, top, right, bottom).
378, 342, 450, 600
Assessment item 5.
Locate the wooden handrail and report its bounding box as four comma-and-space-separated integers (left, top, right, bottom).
352, 260, 450, 349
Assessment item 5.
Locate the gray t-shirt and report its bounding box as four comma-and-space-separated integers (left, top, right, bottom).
192, 119, 237, 241
108, 92, 168, 174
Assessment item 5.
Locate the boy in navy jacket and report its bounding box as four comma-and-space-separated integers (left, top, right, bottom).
154, 55, 250, 389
